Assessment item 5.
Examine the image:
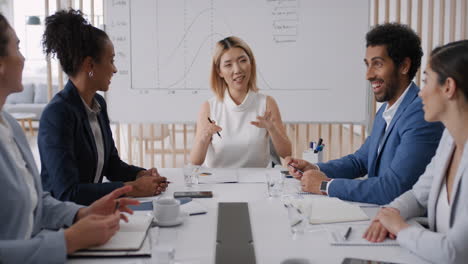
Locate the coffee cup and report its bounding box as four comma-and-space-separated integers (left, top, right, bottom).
153, 198, 181, 224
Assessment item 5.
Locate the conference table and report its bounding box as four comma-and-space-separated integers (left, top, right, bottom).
69, 168, 430, 264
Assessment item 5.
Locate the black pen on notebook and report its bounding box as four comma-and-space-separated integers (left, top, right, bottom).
207, 117, 222, 138
343, 226, 352, 240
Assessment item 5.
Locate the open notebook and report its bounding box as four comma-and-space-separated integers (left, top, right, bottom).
72, 213, 153, 255
293, 197, 370, 224
70, 233, 152, 257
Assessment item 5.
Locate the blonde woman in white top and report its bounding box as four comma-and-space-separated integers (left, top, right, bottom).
364, 40, 468, 264
190, 36, 291, 168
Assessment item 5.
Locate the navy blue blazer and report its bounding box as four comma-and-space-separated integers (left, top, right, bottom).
39, 80, 144, 205
318, 82, 444, 205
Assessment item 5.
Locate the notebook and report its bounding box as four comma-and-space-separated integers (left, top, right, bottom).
69, 233, 152, 257
327, 224, 399, 246
80, 213, 153, 252
299, 197, 370, 224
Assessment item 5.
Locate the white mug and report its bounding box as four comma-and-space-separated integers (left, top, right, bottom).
153, 198, 180, 223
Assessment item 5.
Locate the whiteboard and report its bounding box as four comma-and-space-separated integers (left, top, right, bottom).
104, 0, 370, 124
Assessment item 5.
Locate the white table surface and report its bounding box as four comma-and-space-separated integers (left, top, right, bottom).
69, 168, 430, 264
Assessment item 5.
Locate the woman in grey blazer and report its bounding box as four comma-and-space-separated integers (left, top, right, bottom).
364, 40, 468, 264
0, 14, 139, 263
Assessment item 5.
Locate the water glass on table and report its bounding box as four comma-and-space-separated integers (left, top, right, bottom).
266, 171, 284, 198
183, 163, 200, 187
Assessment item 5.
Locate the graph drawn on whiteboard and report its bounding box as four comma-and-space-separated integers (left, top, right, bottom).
106, 0, 328, 93
105, 0, 370, 124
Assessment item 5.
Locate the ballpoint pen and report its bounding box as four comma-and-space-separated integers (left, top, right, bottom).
114, 200, 120, 213
207, 117, 222, 138
343, 226, 352, 240
287, 163, 304, 175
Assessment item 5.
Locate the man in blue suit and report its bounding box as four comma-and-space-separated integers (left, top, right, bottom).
287, 23, 444, 205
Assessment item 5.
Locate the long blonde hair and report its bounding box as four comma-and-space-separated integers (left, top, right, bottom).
210, 36, 258, 100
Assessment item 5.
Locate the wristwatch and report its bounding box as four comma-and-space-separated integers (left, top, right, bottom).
319, 180, 331, 195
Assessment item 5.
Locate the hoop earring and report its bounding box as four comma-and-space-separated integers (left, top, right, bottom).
88, 71, 94, 78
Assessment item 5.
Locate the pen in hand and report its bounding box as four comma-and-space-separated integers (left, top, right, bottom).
343, 226, 352, 240
207, 117, 222, 138
114, 200, 120, 213
287, 163, 304, 175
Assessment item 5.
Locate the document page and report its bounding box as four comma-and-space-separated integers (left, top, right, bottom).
198, 168, 238, 183
85, 213, 153, 251
302, 197, 370, 224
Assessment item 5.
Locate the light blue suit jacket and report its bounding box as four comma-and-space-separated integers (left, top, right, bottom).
0, 111, 82, 263
390, 130, 468, 264
318, 82, 444, 204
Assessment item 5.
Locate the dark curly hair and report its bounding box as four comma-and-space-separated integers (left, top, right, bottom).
0, 13, 11, 57
366, 23, 423, 81
42, 9, 109, 77
430, 40, 468, 101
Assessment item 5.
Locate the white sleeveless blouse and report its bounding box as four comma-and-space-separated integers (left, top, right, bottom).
204, 90, 270, 168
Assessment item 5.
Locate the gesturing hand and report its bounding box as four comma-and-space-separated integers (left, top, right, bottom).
65, 211, 122, 254
251, 111, 274, 130
77, 185, 139, 222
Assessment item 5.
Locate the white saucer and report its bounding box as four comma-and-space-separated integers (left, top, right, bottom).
154, 211, 188, 227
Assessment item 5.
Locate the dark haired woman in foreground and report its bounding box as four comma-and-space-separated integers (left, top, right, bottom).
39, 9, 167, 205
0, 13, 140, 262
364, 40, 468, 264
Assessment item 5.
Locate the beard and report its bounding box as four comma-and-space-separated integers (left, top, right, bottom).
374, 70, 400, 103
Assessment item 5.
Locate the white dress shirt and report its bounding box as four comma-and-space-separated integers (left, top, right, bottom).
378, 83, 412, 153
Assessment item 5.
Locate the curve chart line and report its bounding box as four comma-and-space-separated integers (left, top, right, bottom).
162, 8, 212, 66
162, 32, 225, 89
